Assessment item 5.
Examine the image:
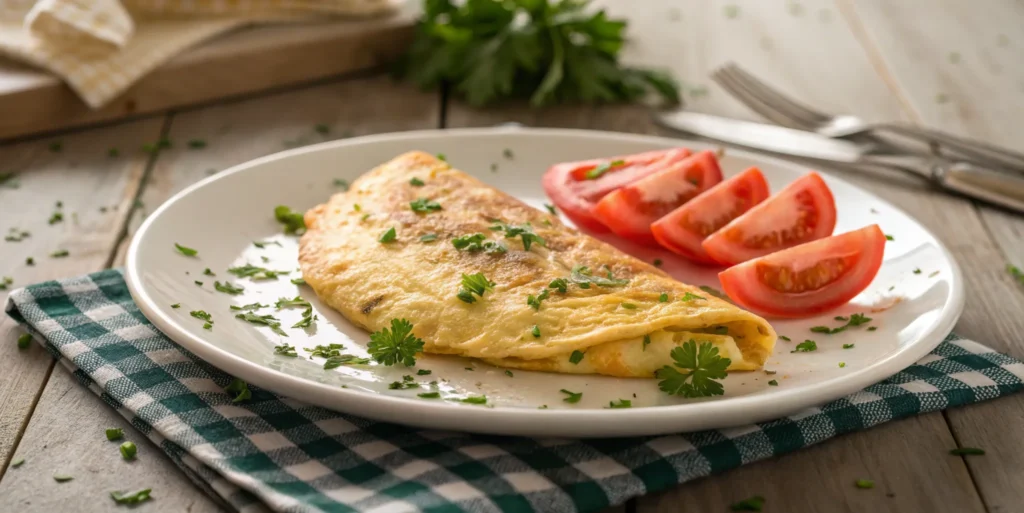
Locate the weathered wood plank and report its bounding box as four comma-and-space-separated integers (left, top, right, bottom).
842, 1, 1024, 510
2, 75, 439, 511
0, 118, 163, 473
449, 0, 987, 510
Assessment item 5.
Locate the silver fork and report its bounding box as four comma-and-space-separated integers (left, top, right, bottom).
711, 62, 1024, 172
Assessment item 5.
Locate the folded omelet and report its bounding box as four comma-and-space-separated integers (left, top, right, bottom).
299, 151, 776, 377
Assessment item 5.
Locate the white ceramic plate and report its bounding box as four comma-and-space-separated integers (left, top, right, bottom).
126, 128, 964, 437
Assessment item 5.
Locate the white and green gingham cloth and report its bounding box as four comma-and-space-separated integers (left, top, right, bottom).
7, 269, 1024, 512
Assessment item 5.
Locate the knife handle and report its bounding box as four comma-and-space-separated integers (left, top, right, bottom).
933, 161, 1024, 213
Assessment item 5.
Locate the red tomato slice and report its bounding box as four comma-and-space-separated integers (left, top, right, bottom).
591, 150, 724, 245
651, 166, 770, 264
718, 225, 886, 317
542, 148, 692, 232
702, 172, 836, 265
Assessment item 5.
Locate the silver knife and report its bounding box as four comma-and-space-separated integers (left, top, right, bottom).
656, 110, 1024, 214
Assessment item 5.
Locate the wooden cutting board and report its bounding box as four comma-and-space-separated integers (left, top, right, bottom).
0, 11, 415, 141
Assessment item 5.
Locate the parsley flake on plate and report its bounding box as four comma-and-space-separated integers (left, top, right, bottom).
188, 139, 207, 149
388, 380, 419, 390
214, 281, 244, 295
659, 293, 669, 302
452, 233, 507, 254
417, 392, 441, 399
275, 296, 311, 309
656, 340, 731, 398
323, 354, 371, 369
379, 227, 398, 243
843, 343, 855, 349
225, 378, 251, 403
230, 302, 267, 311
17, 333, 32, 349
10, 457, 24, 468
410, 197, 442, 213
1008, 264, 1024, 285
368, 318, 424, 366
460, 395, 487, 405
253, 240, 282, 249
307, 343, 344, 358
680, 291, 705, 302
730, 495, 765, 511
53, 474, 74, 482
545, 203, 557, 215
228, 264, 287, 280
50, 249, 69, 258
194, 280, 203, 286
234, 312, 287, 336
642, 334, 651, 351
120, 441, 137, 460
457, 272, 495, 303
608, 399, 631, 409
106, 428, 124, 441
810, 313, 872, 334
839, 362, 846, 368
333, 179, 349, 190
792, 340, 817, 352
417, 369, 432, 376
768, 380, 778, 386
274, 344, 298, 357
292, 307, 315, 329
190, 310, 213, 325
913, 268, 922, 274
950, 447, 985, 456
291, 277, 307, 285
110, 489, 153, 505
490, 220, 545, 251
274, 205, 306, 235
174, 243, 199, 257
203, 268, 215, 276
585, 160, 625, 180
569, 350, 585, 364
560, 389, 583, 403
855, 479, 874, 489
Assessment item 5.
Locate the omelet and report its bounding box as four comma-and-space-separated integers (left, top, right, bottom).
299, 151, 776, 378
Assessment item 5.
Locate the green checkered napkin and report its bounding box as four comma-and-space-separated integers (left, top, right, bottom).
7, 270, 1024, 513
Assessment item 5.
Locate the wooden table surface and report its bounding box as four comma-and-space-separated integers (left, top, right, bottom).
2, 1, 1024, 511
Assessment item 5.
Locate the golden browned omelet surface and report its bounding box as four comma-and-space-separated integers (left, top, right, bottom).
299, 151, 776, 377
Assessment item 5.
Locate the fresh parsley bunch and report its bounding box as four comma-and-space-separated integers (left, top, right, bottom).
657, 340, 731, 398
398, 0, 680, 107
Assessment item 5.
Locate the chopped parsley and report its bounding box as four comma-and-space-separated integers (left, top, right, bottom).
452, 233, 507, 254
388, 380, 419, 390
17, 333, 32, 349
275, 296, 311, 309
333, 179, 349, 190
0, 276, 11, 290
867, 326, 877, 331
10, 458, 24, 467
225, 378, 251, 403
274, 205, 306, 235
569, 265, 628, 288
235, 312, 287, 336
680, 292, 706, 302
503, 148, 514, 159
417, 369, 432, 375
779, 335, 791, 341
230, 302, 267, 311
913, 268, 922, 274
950, 447, 985, 456
1008, 264, 1024, 285
490, 220, 545, 251
105, 428, 124, 441
839, 362, 846, 368
608, 399, 631, 408
274, 344, 299, 357
457, 272, 495, 303
307, 343, 345, 358
50, 249, 69, 258
379, 227, 398, 243
460, 395, 487, 405
53, 474, 74, 482
885, 234, 894, 241
323, 354, 371, 369
560, 389, 583, 403
436, 153, 447, 161
810, 313, 872, 334
656, 340, 731, 397
25, 257, 34, 266
291, 277, 307, 285
621, 302, 637, 309
110, 489, 153, 505
928, 270, 939, 278
544, 203, 557, 215
253, 240, 282, 249
410, 177, 425, 186
768, 380, 778, 386
642, 334, 651, 351
188, 139, 207, 149
194, 280, 203, 286
569, 350, 584, 364
368, 318, 424, 366
584, 159, 624, 180
792, 340, 817, 352
855, 479, 874, 489
410, 198, 442, 213
420, 233, 438, 242
228, 264, 287, 280
417, 392, 441, 399
48, 210, 63, 225
119, 441, 137, 460
190, 310, 213, 328
531, 325, 541, 338
548, 278, 568, 293
5, 228, 31, 242
505, 370, 514, 377
527, 288, 550, 310
203, 268, 215, 276
214, 281, 244, 295
730, 495, 765, 511
843, 343, 855, 349
292, 307, 315, 329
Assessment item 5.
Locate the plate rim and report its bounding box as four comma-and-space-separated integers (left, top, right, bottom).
125, 126, 966, 437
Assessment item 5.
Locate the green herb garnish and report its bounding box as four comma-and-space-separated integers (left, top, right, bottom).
368, 318, 424, 366
730, 495, 765, 511
768, 380, 778, 386
585, 160, 625, 180
323, 354, 371, 369
10, 457, 24, 467
569, 350, 584, 364
410, 177, 425, 186
225, 378, 251, 403
291, 277, 306, 285
490, 220, 545, 251
656, 340, 731, 397
253, 240, 282, 249
50, 249, 69, 258
190, 311, 213, 326
388, 380, 419, 390
333, 179, 349, 190
274, 344, 298, 357
106, 428, 124, 441
234, 312, 287, 336
227, 264, 287, 280
642, 334, 651, 351
379, 227, 398, 243
527, 288, 550, 310
274, 205, 306, 235
230, 302, 267, 311
913, 268, 922, 274
410, 197, 442, 213
621, 302, 637, 309
452, 233, 507, 254
119, 441, 137, 460
569, 265, 629, 288
457, 272, 495, 303
843, 343, 855, 349
549, 278, 568, 293
560, 389, 583, 403
315, 124, 330, 134
792, 340, 817, 352
608, 399, 631, 408
460, 395, 487, 405
214, 281, 244, 295
275, 296, 311, 309
950, 447, 985, 456
17, 333, 32, 349
417, 369, 432, 375
544, 203, 557, 215
855, 479, 874, 489
531, 325, 541, 338
53, 474, 74, 482
110, 489, 153, 505
417, 392, 441, 399
188, 139, 207, 149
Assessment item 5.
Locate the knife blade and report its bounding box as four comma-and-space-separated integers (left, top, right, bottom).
655, 110, 873, 162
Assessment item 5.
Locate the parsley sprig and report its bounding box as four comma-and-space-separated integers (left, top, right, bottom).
368, 319, 425, 366
396, 0, 679, 107
274, 205, 306, 235
457, 272, 495, 303
656, 340, 731, 398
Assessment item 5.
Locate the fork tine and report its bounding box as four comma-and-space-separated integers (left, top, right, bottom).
711, 69, 812, 128
717, 63, 830, 127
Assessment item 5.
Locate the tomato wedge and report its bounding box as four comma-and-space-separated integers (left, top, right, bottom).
718, 225, 885, 317
591, 150, 724, 245
651, 166, 770, 264
702, 172, 836, 265
542, 148, 691, 232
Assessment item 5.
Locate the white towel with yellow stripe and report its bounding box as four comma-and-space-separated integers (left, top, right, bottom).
0, 0, 400, 108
